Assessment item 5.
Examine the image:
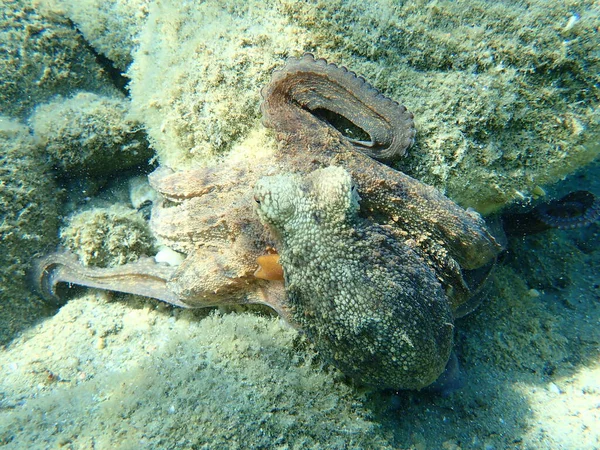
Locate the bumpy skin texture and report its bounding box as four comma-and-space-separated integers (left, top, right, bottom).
255, 166, 454, 390
263, 55, 503, 314
35, 55, 501, 389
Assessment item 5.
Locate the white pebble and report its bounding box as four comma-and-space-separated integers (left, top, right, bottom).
548, 382, 561, 394
155, 247, 186, 266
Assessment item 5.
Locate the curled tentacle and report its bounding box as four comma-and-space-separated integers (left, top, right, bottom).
502, 191, 600, 236
261, 53, 415, 162
535, 191, 600, 229
30, 252, 183, 307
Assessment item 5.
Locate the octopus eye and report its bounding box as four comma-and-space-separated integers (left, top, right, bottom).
253, 191, 266, 205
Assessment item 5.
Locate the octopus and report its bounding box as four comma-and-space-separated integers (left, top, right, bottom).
33, 54, 504, 390
501, 191, 600, 236
255, 166, 454, 389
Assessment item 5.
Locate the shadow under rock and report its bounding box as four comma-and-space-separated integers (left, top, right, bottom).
367, 222, 600, 448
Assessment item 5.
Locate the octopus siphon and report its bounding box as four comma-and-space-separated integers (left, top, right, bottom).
33, 54, 505, 390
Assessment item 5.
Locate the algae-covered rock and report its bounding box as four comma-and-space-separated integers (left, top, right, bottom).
60, 204, 155, 267
128, 0, 598, 212
283, 0, 600, 213
38, 0, 151, 70
30, 92, 152, 176
127, 0, 308, 169
0, 117, 60, 343
0, 0, 121, 119
0, 304, 393, 448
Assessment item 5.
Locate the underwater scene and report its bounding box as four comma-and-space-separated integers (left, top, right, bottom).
1, 0, 599, 448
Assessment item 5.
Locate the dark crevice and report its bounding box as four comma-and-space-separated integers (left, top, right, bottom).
312, 108, 371, 142
70, 20, 130, 95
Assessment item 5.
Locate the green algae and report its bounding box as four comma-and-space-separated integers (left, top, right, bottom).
29, 92, 152, 176
60, 204, 155, 268
126, 0, 309, 169
0, 0, 121, 119
39, 0, 151, 71
0, 117, 59, 343
0, 302, 393, 449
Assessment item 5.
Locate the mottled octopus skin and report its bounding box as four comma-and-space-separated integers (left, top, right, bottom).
255, 166, 454, 390
34, 54, 503, 390
261, 54, 416, 162
262, 54, 503, 313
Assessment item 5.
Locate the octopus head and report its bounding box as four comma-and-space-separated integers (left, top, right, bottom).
254, 166, 359, 235
254, 173, 300, 230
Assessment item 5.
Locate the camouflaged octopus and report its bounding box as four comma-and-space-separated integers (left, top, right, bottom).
34, 54, 502, 390
255, 166, 454, 389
